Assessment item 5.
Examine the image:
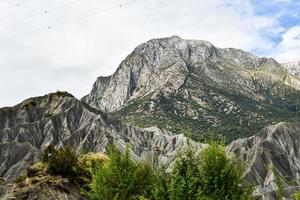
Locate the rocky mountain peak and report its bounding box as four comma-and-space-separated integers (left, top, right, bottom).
82, 36, 300, 142
83, 36, 273, 112
1, 36, 300, 199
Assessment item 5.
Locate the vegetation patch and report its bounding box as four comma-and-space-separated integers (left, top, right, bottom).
22, 101, 37, 110
112, 82, 300, 143
42, 145, 83, 177
89, 143, 254, 200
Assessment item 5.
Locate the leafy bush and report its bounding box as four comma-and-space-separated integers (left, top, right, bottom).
27, 162, 46, 177
169, 143, 253, 200
14, 175, 26, 185
294, 190, 300, 200
169, 149, 200, 200
197, 142, 253, 200
151, 167, 170, 200
78, 152, 107, 170
88, 144, 158, 200
42, 145, 80, 177
88, 143, 253, 200
273, 167, 285, 200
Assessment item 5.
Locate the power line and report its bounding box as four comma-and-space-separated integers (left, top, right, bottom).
6, 0, 43, 7
0, 0, 139, 42
0, 0, 98, 27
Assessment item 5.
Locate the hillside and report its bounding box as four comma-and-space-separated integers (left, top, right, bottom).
83, 36, 300, 142
228, 122, 300, 199
0, 91, 203, 184
1, 36, 300, 199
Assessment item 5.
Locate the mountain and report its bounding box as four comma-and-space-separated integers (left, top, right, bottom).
0, 91, 203, 183
1, 92, 300, 199
0, 91, 207, 199
83, 36, 300, 142
2, 36, 300, 199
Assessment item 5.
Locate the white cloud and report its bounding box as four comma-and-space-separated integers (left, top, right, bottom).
0, 0, 288, 106
274, 26, 300, 62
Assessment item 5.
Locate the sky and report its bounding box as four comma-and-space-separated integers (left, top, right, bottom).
0, 0, 299, 107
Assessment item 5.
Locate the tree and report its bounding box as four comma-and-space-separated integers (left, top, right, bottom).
169, 149, 200, 200
89, 142, 254, 200
169, 142, 253, 200
152, 166, 170, 200
89, 144, 156, 200
197, 142, 253, 200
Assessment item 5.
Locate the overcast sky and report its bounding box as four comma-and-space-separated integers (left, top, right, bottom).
0, 0, 299, 107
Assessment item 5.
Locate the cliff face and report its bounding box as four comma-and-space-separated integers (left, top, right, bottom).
83, 36, 300, 141
284, 61, 300, 76
0, 91, 204, 184
0, 142, 41, 182
228, 122, 300, 199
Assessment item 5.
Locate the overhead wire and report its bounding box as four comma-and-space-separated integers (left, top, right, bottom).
6, 0, 44, 7
0, 0, 95, 27
0, 0, 139, 42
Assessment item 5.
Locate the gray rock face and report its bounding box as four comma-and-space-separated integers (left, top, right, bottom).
83, 36, 300, 141
0, 142, 41, 181
83, 36, 270, 112
1, 91, 300, 199
227, 122, 300, 199
284, 61, 300, 76
0, 91, 204, 184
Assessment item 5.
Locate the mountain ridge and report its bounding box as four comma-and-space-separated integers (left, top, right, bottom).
0, 91, 205, 182
1, 91, 300, 199
83, 36, 300, 142
1, 36, 300, 199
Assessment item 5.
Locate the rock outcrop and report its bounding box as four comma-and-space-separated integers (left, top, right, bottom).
83, 36, 300, 141
227, 122, 300, 199
0, 91, 205, 184
0, 142, 41, 182
284, 61, 300, 76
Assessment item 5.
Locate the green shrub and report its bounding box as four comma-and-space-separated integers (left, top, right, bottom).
89, 144, 159, 200
169, 149, 200, 200
294, 190, 300, 200
152, 167, 170, 200
27, 162, 46, 177
197, 142, 253, 200
88, 142, 253, 200
14, 175, 26, 185
78, 152, 107, 170
169, 143, 253, 200
273, 167, 285, 200
43, 145, 80, 177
